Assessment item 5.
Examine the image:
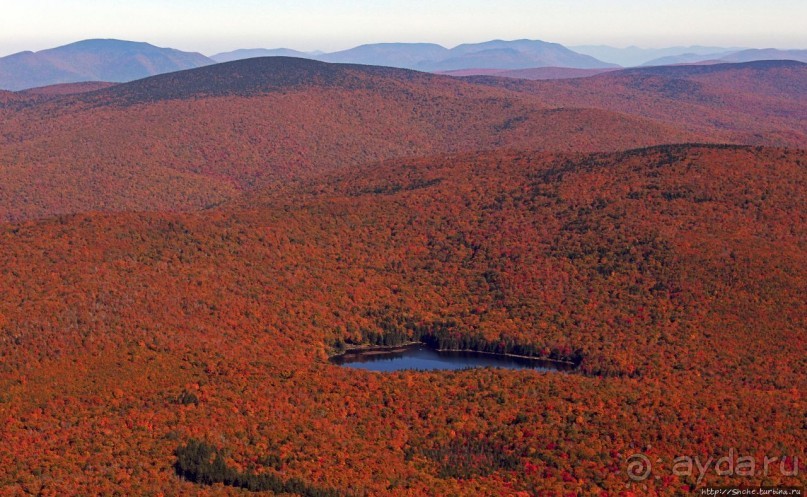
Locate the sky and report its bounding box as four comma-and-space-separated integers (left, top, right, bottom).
1, 0, 805, 57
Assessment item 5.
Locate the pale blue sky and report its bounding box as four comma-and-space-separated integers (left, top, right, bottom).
2, 0, 805, 56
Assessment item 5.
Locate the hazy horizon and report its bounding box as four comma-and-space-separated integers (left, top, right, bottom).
1, 0, 805, 58
1, 37, 804, 60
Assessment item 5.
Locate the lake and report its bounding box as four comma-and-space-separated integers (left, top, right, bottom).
330, 344, 574, 372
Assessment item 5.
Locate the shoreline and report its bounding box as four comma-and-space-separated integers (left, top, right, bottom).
335, 342, 423, 356
330, 341, 578, 367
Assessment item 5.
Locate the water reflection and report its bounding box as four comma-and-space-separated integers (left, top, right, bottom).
331, 344, 574, 372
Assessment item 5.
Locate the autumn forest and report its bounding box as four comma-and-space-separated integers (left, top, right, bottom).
0, 57, 804, 496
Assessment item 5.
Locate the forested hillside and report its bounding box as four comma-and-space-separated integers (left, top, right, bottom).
467, 60, 807, 147
0, 145, 803, 495
3, 58, 804, 222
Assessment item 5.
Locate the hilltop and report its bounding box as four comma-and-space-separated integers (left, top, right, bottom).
0, 57, 704, 222
0, 39, 213, 91
2, 58, 803, 223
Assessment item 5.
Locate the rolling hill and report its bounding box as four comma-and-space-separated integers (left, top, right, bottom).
466, 60, 807, 148
0, 57, 705, 222
2, 57, 803, 223
642, 48, 807, 66
0, 39, 214, 91
717, 48, 807, 63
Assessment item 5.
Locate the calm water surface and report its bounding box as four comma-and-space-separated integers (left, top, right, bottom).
331, 344, 573, 372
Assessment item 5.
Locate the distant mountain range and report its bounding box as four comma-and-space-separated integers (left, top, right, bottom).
1, 38, 804, 90
209, 42, 807, 72
570, 45, 745, 66
641, 48, 807, 66
0, 39, 213, 91
214, 40, 619, 71
3, 39, 618, 90
211, 43, 807, 74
